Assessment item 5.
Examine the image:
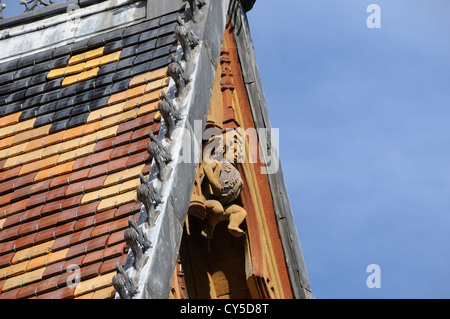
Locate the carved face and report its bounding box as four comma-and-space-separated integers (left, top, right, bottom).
203, 133, 244, 165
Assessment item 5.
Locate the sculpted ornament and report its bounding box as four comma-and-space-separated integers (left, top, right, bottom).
197, 135, 247, 239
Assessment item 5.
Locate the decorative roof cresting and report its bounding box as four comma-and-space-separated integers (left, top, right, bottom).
0, 0, 57, 19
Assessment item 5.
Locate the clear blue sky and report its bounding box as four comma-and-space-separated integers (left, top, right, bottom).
3, 0, 450, 299
248, 0, 450, 298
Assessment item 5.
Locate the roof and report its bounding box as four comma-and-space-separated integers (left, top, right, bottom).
0, 0, 183, 299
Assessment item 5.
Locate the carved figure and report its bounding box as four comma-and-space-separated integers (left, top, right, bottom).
175, 17, 200, 61
159, 100, 182, 140
197, 135, 247, 239
167, 60, 190, 96
136, 173, 162, 228
124, 217, 152, 270
112, 263, 138, 299
147, 141, 172, 182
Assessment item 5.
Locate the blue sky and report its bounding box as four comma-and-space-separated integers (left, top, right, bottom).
248, 1, 450, 298
2, 0, 449, 299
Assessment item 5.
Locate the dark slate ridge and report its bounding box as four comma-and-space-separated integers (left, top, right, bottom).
0, 9, 182, 134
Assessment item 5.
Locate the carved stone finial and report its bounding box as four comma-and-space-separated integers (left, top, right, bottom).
112, 263, 139, 299
159, 100, 182, 140
175, 17, 200, 62
124, 217, 152, 270
187, 0, 206, 23
147, 142, 172, 182
137, 173, 162, 228
20, 0, 54, 12
167, 59, 190, 96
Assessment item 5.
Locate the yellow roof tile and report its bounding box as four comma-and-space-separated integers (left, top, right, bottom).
97, 190, 137, 212
11, 240, 55, 265
0, 218, 5, 231
68, 47, 105, 66
145, 77, 170, 93
3, 147, 43, 170
1, 267, 45, 292
2, 260, 29, 279
62, 67, 100, 87
103, 164, 145, 187
0, 141, 28, 160
84, 51, 121, 70
0, 118, 35, 139
92, 285, 116, 299
26, 248, 69, 272
128, 67, 168, 88
74, 272, 116, 297
56, 143, 96, 164
79, 125, 118, 147
119, 178, 141, 194
87, 102, 124, 124
34, 161, 75, 182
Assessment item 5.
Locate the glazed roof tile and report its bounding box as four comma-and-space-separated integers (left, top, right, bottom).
0, 7, 181, 299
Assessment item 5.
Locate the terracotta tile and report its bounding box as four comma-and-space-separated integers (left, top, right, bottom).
4, 148, 43, 170
0, 252, 14, 269
126, 84, 146, 100
92, 285, 116, 299
0, 141, 28, 160
126, 150, 151, 168
99, 254, 126, 275
12, 124, 51, 146
0, 112, 21, 129
0, 224, 20, 243
19, 154, 58, 176
1, 166, 21, 183
103, 242, 126, 260
114, 203, 141, 219
13, 233, 38, 252
34, 161, 75, 182
62, 126, 84, 142
1, 267, 45, 292
53, 228, 92, 253
82, 249, 105, 267
0, 287, 20, 298
73, 272, 116, 297
11, 240, 55, 265
129, 67, 168, 88
94, 208, 116, 226
17, 275, 59, 299
36, 286, 75, 299
106, 156, 129, 175
29, 179, 51, 197
26, 192, 46, 210
81, 183, 121, 205
26, 248, 69, 272
74, 215, 96, 232
0, 135, 13, 151
99, 110, 137, 130
72, 151, 110, 172
4, 198, 28, 217
60, 194, 83, 211
93, 131, 133, 154
0, 192, 13, 208
79, 262, 102, 281
3, 259, 29, 279
87, 102, 124, 123
117, 113, 156, 136
35, 222, 76, 245
103, 163, 145, 187
56, 143, 96, 164
59, 137, 81, 154
96, 190, 137, 213
108, 91, 128, 106
65, 175, 106, 197
40, 143, 62, 159
75, 201, 99, 220
106, 230, 125, 247
145, 77, 170, 93
86, 161, 108, 179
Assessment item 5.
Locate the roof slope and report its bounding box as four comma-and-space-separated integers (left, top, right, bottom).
0, 5, 183, 299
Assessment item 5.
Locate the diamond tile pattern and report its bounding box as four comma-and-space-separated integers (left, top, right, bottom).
0, 9, 181, 299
